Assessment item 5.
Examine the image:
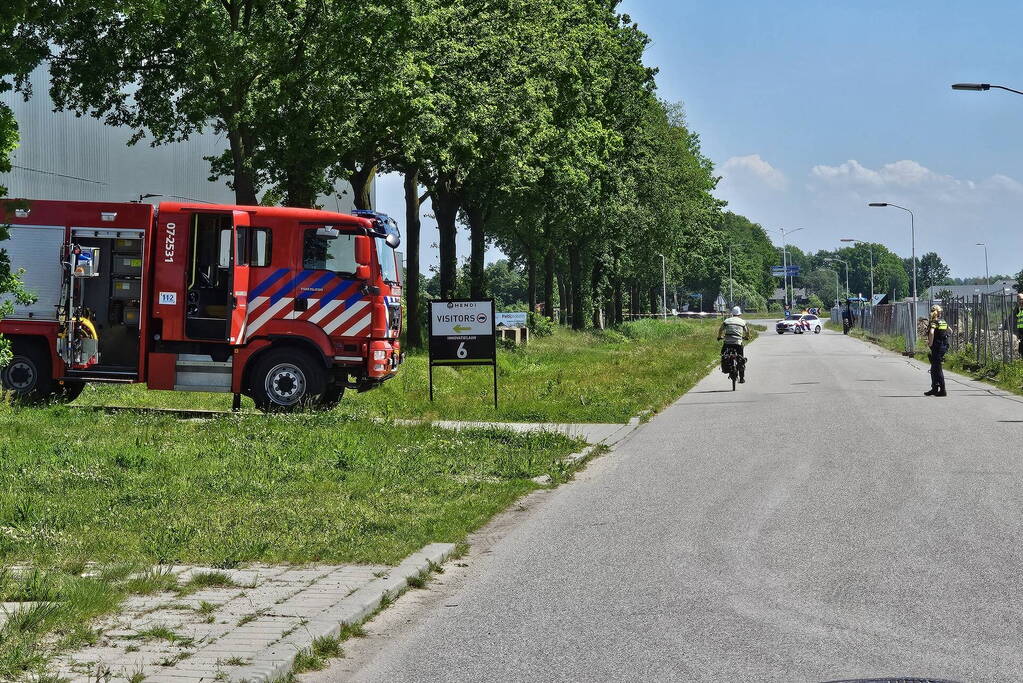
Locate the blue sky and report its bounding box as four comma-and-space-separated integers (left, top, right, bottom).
376, 0, 1023, 278
617, 0, 1023, 278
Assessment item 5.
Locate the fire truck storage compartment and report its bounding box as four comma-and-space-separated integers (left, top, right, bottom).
0, 225, 65, 320
71, 228, 145, 370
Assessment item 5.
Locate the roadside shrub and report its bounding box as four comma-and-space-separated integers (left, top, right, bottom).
527, 312, 554, 338
595, 328, 629, 345
618, 318, 693, 341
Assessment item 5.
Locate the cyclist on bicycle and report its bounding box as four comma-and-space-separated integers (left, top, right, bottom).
717, 306, 751, 383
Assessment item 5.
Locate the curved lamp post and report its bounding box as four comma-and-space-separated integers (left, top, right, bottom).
824, 257, 849, 299
869, 201, 917, 317
975, 242, 990, 287
840, 238, 874, 304
774, 227, 805, 308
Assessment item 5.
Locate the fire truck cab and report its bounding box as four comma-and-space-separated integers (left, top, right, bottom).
0, 199, 403, 411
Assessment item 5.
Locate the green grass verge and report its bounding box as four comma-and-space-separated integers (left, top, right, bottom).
0, 317, 739, 677
0, 405, 583, 678
73, 319, 728, 423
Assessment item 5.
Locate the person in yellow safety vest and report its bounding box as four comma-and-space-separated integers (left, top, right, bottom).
925, 304, 950, 397
1016, 292, 1023, 360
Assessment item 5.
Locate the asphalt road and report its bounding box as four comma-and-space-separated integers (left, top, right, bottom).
320, 328, 1023, 682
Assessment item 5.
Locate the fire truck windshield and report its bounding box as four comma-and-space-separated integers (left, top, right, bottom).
376, 238, 399, 284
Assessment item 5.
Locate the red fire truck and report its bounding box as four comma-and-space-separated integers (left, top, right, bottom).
0, 199, 403, 411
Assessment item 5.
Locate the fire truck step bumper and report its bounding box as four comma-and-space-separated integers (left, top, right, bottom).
174, 356, 233, 393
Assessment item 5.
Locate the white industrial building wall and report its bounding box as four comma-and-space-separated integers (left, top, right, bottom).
0, 65, 365, 211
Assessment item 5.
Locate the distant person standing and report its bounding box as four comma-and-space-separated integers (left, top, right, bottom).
1016, 292, 1023, 359
841, 302, 853, 335
925, 304, 950, 397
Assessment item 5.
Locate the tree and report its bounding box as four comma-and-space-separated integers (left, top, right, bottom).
916, 252, 951, 290
804, 269, 839, 305
1, 0, 48, 365
34, 0, 412, 207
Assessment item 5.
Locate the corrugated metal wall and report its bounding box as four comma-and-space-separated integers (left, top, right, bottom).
0, 65, 359, 211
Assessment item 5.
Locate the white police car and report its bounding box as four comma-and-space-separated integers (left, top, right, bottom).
776, 313, 822, 334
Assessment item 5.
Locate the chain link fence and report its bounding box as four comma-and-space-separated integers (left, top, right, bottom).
832, 292, 1020, 362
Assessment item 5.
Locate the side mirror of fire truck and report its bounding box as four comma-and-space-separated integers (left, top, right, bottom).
355, 235, 372, 281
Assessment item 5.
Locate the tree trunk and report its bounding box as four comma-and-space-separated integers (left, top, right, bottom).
629, 282, 638, 316
613, 281, 624, 326
590, 257, 603, 329
570, 249, 585, 330
283, 170, 318, 208
465, 202, 486, 299
349, 163, 377, 210
527, 250, 537, 313
649, 286, 658, 315
544, 248, 556, 321
558, 271, 569, 325
404, 169, 423, 349
603, 284, 614, 329
432, 174, 460, 299
227, 127, 258, 205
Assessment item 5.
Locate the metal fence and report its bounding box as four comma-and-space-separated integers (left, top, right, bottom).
940, 292, 1018, 366
831, 293, 1019, 363
831, 302, 919, 353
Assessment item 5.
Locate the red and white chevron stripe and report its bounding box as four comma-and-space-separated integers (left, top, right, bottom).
243, 273, 373, 341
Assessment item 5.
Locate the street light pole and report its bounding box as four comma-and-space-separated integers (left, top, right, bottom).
774, 227, 805, 309
840, 238, 874, 304
825, 257, 849, 299
869, 202, 917, 329
952, 82, 1023, 96
728, 244, 733, 308
822, 267, 840, 307
976, 242, 990, 286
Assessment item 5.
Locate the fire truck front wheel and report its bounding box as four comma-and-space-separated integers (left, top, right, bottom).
319, 382, 345, 409
1, 341, 54, 404
248, 349, 326, 413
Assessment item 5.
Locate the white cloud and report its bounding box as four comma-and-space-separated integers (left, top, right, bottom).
807, 158, 1023, 207
721, 154, 788, 190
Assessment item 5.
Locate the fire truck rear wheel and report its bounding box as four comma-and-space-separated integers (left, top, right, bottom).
1, 342, 54, 404
55, 381, 86, 403
249, 349, 326, 413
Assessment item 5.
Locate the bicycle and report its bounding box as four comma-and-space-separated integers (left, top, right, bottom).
721, 347, 745, 391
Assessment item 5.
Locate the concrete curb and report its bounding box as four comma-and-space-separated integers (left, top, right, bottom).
529, 417, 643, 485
227, 543, 456, 683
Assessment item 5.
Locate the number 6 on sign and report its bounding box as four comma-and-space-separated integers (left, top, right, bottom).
457, 342, 468, 359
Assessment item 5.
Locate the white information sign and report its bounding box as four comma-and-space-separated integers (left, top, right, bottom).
430, 300, 494, 337
495, 312, 528, 328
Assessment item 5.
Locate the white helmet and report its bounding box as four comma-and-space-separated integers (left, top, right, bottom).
731, 306, 742, 316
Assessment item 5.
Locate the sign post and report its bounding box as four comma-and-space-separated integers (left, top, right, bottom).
428, 299, 498, 408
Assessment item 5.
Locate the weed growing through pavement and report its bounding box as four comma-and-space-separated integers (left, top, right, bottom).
291, 635, 342, 673
177, 571, 238, 596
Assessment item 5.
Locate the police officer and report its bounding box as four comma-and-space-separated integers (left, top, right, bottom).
925, 304, 949, 397
1015, 292, 1023, 360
